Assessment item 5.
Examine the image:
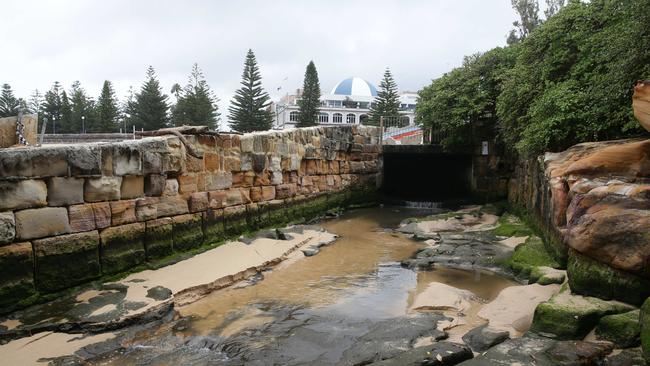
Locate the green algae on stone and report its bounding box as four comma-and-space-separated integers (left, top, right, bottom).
100, 223, 146, 275
641, 298, 650, 362
530, 266, 566, 285
531, 290, 634, 340
505, 236, 561, 278
172, 213, 204, 251
491, 213, 533, 237
144, 217, 174, 260
595, 309, 640, 348
0, 242, 36, 313
567, 249, 650, 306
34, 231, 101, 292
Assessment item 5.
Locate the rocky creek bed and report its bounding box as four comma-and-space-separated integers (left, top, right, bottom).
0, 205, 646, 365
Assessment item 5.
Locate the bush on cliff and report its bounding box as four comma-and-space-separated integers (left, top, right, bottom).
417, 0, 650, 156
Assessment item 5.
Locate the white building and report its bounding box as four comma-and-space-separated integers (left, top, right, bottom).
273, 77, 417, 130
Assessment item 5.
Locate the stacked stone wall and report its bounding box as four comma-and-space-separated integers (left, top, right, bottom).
0, 126, 381, 313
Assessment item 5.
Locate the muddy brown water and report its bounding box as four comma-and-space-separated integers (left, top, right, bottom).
100, 206, 517, 365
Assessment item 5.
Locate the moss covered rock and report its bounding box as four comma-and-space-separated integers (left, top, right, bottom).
641, 298, 650, 362
145, 217, 174, 260
567, 249, 650, 306
595, 309, 640, 348
505, 236, 562, 279
34, 231, 101, 292
202, 209, 225, 244
492, 213, 533, 237
100, 223, 145, 275
531, 290, 634, 340
530, 266, 566, 285
0, 242, 35, 313
172, 213, 204, 251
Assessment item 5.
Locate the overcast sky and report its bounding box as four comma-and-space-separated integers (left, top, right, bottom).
1, 0, 520, 122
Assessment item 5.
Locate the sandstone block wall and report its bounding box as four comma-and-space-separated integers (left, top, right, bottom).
0, 115, 38, 148
0, 126, 381, 313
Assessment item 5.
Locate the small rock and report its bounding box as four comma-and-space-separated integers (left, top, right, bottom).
461, 325, 510, 353
146, 286, 172, 301
546, 340, 614, 366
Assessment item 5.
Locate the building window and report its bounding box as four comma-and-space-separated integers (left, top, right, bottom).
332, 113, 343, 123
400, 116, 410, 126
360, 114, 369, 125
318, 112, 329, 123
289, 111, 300, 122
346, 113, 356, 124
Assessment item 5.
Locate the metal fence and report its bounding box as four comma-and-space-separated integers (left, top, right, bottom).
378, 116, 423, 145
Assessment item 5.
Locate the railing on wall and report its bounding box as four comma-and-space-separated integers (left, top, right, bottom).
378, 116, 423, 145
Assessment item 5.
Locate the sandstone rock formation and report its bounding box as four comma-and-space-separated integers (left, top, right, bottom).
633, 80, 650, 133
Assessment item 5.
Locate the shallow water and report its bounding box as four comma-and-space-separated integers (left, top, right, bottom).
101, 206, 517, 365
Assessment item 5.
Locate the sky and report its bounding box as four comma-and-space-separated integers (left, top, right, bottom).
1, 0, 520, 124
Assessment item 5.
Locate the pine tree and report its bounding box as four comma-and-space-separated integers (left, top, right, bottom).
544, 0, 565, 18
0, 83, 20, 117
96, 80, 119, 132
368, 68, 401, 126
67, 81, 95, 133
228, 49, 273, 132
27, 89, 44, 115
132, 66, 169, 131
172, 63, 220, 130
122, 86, 138, 133
43, 82, 63, 133
297, 61, 321, 127
60, 90, 72, 133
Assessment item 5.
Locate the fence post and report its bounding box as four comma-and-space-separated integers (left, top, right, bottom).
379, 116, 384, 145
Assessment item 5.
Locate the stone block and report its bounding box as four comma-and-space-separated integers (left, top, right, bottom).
163, 178, 179, 196
262, 186, 276, 201
110, 200, 137, 225
349, 161, 365, 173
204, 152, 220, 172
100, 145, 113, 175
189, 192, 209, 213
178, 174, 198, 194
113, 143, 142, 176
185, 155, 204, 172
34, 231, 100, 292
205, 171, 232, 190
0, 146, 67, 179
157, 195, 189, 217
142, 151, 163, 175
203, 209, 225, 244
92, 202, 111, 229
225, 189, 244, 207
67, 204, 96, 233
145, 217, 173, 260
642, 298, 650, 362
67, 145, 101, 176
224, 156, 241, 171
144, 174, 166, 196
271, 171, 283, 185
100, 223, 145, 274
135, 197, 158, 221
0, 242, 34, 312
240, 135, 254, 153
254, 171, 271, 186
0, 211, 15, 245
241, 153, 253, 171
250, 187, 262, 202
15, 207, 70, 240
84, 177, 122, 202
252, 153, 267, 173
172, 213, 204, 251
208, 190, 227, 209
121, 175, 144, 199
0, 180, 47, 211
224, 205, 248, 236
47, 177, 84, 206
276, 184, 297, 199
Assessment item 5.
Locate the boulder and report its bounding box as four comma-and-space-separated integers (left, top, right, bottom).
462, 325, 510, 353
100, 223, 145, 274
0, 242, 35, 313
567, 250, 650, 306
531, 289, 634, 339
0, 211, 15, 244
145, 217, 173, 260
0, 180, 47, 211
47, 177, 84, 206
595, 310, 640, 348
642, 298, 650, 362
15, 207, 70, 240
368, 342, 473, 366
33, 231, 100, 292
563, 139, 650, 178
84, 177, 122, 202
632, 81, 650, 132
545, 340, 614, 366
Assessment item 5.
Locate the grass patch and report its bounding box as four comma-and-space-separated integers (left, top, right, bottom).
491, 213, 534, 237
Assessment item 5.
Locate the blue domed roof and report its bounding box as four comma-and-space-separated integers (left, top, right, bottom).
331, 77, 378, 97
